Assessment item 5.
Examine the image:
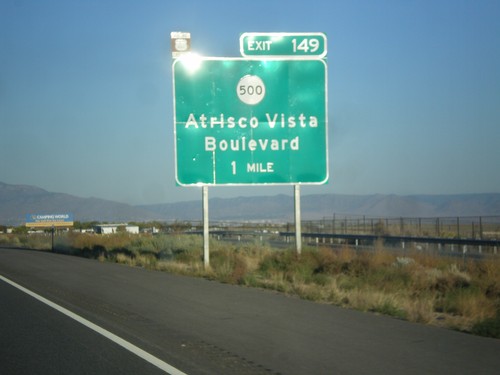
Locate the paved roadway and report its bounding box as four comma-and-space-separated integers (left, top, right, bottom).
0, 280, 166, 375
0, 248, 499, 374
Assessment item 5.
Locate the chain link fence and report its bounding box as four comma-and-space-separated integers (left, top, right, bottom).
299, 215, 500, 239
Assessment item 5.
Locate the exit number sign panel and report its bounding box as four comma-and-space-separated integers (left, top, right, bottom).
240, 32, 327, 58
173, 57, 328, 186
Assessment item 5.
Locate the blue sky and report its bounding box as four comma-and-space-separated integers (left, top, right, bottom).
1, 0, 499, 205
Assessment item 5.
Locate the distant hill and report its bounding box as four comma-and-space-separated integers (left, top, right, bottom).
140, 193, 500, 221
1, 181, 499, 225
140, 195, 295, 222
0, 182, 164, 225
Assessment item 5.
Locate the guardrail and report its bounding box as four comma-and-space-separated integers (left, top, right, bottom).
191, 228, 499, 255
280, 232, 500, 247
279, 232, 499, 255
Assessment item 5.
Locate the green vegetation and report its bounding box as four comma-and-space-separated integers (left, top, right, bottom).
1, 231, 499, 338
0, 233, 52, 250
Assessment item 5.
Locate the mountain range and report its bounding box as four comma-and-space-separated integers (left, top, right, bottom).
1, 181, 499, 226
0, 182, 164, 226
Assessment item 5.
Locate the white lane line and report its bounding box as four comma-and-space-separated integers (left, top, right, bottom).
0, 274, 188, 375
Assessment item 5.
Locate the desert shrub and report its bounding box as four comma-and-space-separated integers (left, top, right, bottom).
209, 247, 249, 284
135, 254, 158, 268
172, 236, 204, 264
129, 235, 190, 258
426, 265, 470, 295
309, 247, 342, 275
371, 300, 407, 319
471, 314, 500, 338
0, 234, 22, 247
291, 282, 325, 301
341, 255, 371, 276
365, 267, 412, 292
82, 244, 106, 259
115, 253, 134, 266
402, 293, 436, 324
256, 249, 325, 285
336, 273, 361, 291
467, 258, 500, 301
258, 250, 291, 274
310, 272, 330, 286
287, 254, 318, 283
129, 236, 156, 254
230, 254, 248, 284
371, 247, 396, 267
61, 233, 205, 260
106, 246, 134, 261
65, 232, 98, 251
152, 235, 184, 259
21, 234, 52, 250
63, 232, 132, 255
436, 286, 496, 320
173, 248, 201, 263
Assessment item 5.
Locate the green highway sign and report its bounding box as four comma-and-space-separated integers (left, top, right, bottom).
173, 56, 328, 186
240, 32, 327, 58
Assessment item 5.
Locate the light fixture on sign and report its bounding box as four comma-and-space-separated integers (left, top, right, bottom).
177, 52, 203, 74
171, 31, 191, 58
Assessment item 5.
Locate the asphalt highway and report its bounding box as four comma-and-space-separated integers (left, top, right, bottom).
0, 279, 167, 375
0, 248, 499, 374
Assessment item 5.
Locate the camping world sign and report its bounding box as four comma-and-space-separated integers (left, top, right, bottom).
26, 213, 74, 228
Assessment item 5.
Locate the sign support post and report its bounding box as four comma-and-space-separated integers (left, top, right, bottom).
202, 186, 210, 267
294, 185, 302, 255
51, 225, 55, 252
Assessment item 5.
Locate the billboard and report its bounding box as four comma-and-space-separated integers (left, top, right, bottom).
25, 213, 74, 228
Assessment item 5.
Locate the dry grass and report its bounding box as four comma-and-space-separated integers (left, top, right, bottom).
5, 232, 499, 337
238, 245, 500, 336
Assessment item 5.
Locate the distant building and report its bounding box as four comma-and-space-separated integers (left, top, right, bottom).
94, 224, 119, 234
78, 228, 95, 234
125, 225, 139, 234
93, 224, 140, 234
142, 227, 159, 234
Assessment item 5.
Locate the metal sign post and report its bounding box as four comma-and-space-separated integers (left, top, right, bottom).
294, 185, 302, 255
202, 186, 210, 267
51, 225, 55, 252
